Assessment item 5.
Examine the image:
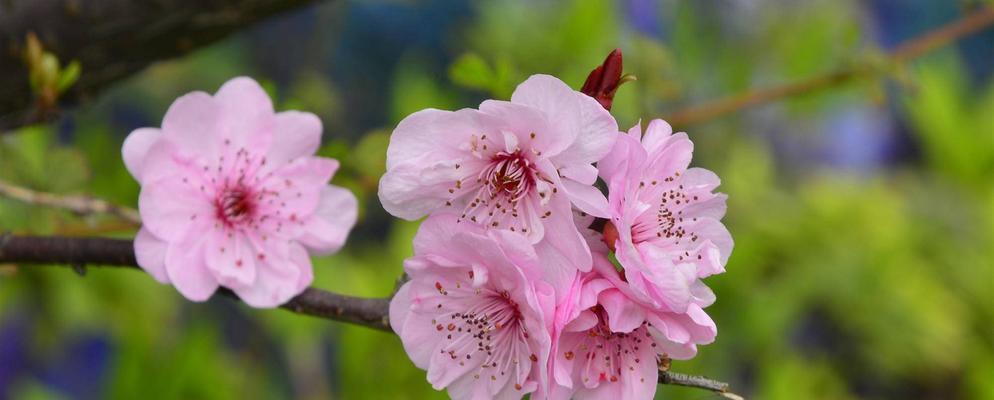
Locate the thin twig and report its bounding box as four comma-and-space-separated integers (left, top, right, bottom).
666, 7, 994, 128
659, 371, 744, 399
0, 234, 734, 393
0, 179, 141, 225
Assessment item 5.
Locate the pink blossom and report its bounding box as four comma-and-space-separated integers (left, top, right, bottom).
542, 254, 717, 400
390, 213, 556, 400
597, 119, 732, 313
122, 77, 358, 307
378, 75, 618, 274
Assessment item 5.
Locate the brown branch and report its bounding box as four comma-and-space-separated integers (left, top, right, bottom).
0, 234, 392, 331
0, 0, 327, 132
0, 179, 141, 225
0, 233, 735, 394
666, 6, 994, 128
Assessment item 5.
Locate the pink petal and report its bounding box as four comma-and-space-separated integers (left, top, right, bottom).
684, 217, 733, 265
205, 230, 257, 288
121, 127, 161, 183
267, 111, 322, 167
558, 164, 598, 185
389, 283, 436, 369
643, 132, 693, 184
508, 75, 618, 167
552, 94, 618, 169
161, 91, 220, 160
509, 74, 618, 165
164, 234, 218, 301
618, 243, 691, 312
639, 119, 674, 154
134, 227, 169, 283
560, 179, 610, 218
299, 185, 358, 256
598, 289, 647, 333
232, 242, 310, 308
138, 176, 213, 242
378, 154, 465, 221
258, 156, 338, 222
214, 77, 276, 149
385, 108, 495, 170
563, 309, 599, 333
685, 303, 718, 343
689, 279, 717, 307
478, 99, 570, 158
597, 133, 645, 189
412, 212, 478, 257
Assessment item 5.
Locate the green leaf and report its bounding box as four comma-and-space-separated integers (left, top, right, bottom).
56, 60, 81, 93
448, 53, 495, 91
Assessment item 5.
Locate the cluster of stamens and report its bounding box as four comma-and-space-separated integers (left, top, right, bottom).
179, 142, 308, 265
445, 133, 557, 234
431, 279, 535, 391
572, 308, 656, 385
629, 171, 703, 247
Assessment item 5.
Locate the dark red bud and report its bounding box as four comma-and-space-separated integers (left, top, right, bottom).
581, 49, 625, 111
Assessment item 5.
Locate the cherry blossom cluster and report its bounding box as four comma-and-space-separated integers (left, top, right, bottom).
383, 58, 732, 399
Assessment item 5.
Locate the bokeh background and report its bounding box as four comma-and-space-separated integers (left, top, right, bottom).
1, 0, 993, 399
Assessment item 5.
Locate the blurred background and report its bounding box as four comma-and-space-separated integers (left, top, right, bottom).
1, 0, 992, 399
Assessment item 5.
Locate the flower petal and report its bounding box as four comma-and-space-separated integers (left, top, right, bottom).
268, 110, 323, 167
510, 75, 618, 168
134, 227, 169, 283
161, 91, 220, 160
164, 234, 218, 301
299, 185, 358, 256
214, 77, 276, 149
385, 108, 495, 170
233, 242, 309, 308
138, 175, 213, 242
598, 289, 647, 333
560, 178, 610, 218
121, 127, 162, 183
478, 99, 570, 158
389, 283, 436, 369
378, 155, 464, 220
639, 119, 674, 155
205, 230, 257, 288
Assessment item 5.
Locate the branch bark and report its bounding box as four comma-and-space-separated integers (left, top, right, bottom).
665, 6, 994, 128
0, 0, 325, 132
0, 233, 737, 395
0, 234, 392, 331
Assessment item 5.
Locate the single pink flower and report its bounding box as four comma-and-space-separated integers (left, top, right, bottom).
542, 255, 717, 400
390, 213, 556, 400
122, 77, 358, 307
597, 119, 732, 313
378, 74, 618, 274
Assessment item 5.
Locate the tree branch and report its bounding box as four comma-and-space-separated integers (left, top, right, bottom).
0, 0, 327, 132
0, 234, 392, 331
0, 180, 141, 225
0, 233, 736, 394
665, 6, 994, 128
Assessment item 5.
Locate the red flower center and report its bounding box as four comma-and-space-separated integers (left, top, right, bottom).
216, 186, 255, 226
